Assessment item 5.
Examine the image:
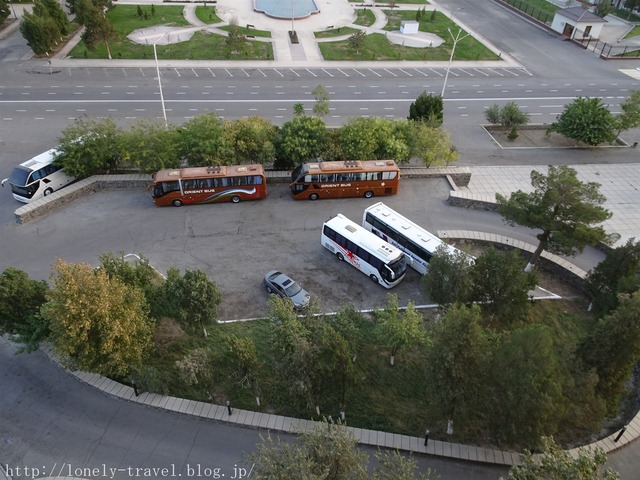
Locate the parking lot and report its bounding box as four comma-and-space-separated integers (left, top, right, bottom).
0, 178, 601, 320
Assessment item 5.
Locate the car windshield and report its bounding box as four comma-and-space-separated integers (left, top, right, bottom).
284, 281, 302, 297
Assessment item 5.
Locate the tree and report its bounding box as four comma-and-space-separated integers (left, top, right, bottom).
594, 0, 612, 18
20, 11, 56, 55
406, 121, 458, 167
339, 117, 409, 162
164, 268, 222, 335
624, 0, 640, 19
506, 436, 619, 480
614, 90, 640, 136
0, 0, 10, 24
470, 247, 537, 326
34, 0, 71, 36
98, 252, 166, 318
223, 334, 261, 401
0, 267, 49, 351
81, 5, 117, 60
408, 91, 443, 126
270, 297, 357, 414
312, 84, 330, 117
425, 304, 492, 434
250, 421, 368, 480
348, 30, 366, 55
496, 165, 612, 272
226, 20, 245, 55
293, 102, 305, 116
548, 97, 616, 146
178, 112, 232, 166
42, 259, 152, 377
421, 244, 473, 306
577, 291, 640, 413
175, 347, 211, 386
223, 116, 277, 164
374, 294, 424, 365
275, 115, 327, 168
119, 119, 181, 172
488, 325, 566, 447
372, 450, 435, 480
586, 238, 640, 316
55, 115, 123, 177
484, 102, 529, 140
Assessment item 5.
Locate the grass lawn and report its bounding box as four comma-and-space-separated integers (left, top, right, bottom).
354, 7, 377, 27
220, 25, 272, 38
611, 7, 640, 23
68, 5, 273, 60
315, 27, 360, 39
320, 11, 499, 61
624, 25, 640, 39
194, 5, 222, 24
503, 0, 558, 18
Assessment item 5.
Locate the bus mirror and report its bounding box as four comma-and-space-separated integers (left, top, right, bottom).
1, 178, 7, 187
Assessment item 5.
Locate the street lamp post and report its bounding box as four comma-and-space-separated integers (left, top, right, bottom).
291, 0, 295, 34
440, 27, 469, 98
152, 41, 169, 128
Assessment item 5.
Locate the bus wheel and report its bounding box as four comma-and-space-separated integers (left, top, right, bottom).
172, 199, 183, 207
370, 274, 379, 284
231, 195, 241, 203
337, 253, 344, 262
364, 190, 374, 199
309, 193, 319, 201
44, 188, 53, 196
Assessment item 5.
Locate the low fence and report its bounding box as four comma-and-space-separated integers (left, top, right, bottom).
499, 0, 554, 25
574, 33, 640, 59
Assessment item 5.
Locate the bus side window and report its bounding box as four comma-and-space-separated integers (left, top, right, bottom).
366, 172, 382, 181
254, 175, 263, 185
352, 173, 365, 181
320, 174, 335, 182
382, 172, 397, 180
305, 174, 319, 183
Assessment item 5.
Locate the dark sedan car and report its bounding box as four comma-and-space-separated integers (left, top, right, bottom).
263, 270, 310, 309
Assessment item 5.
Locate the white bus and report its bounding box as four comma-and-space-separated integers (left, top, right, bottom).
362, 202, 469, 275
1, 147, 75, 203
321, 213, 407, 288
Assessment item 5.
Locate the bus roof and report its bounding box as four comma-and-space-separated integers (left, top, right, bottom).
302, 160, 398, 175
154, 164, 265, 183
364, 202, 461, 256
324, 213, 404, 261
18, 148, 58, 171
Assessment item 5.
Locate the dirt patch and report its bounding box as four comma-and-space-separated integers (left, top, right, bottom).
483, 125, 627, 149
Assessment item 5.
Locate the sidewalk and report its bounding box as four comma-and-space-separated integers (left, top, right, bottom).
41, 343, 640, 469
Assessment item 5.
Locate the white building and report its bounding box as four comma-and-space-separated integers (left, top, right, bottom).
551, 6, 607, 39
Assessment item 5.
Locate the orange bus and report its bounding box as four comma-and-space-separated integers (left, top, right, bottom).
289, 160, 400, 201
150, 165, 267, 207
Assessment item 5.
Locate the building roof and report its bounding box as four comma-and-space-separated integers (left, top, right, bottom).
556, 6, 607, 23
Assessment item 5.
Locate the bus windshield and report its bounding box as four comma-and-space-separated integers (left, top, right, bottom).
386, 256, 407, 281
8, 166, 30, 186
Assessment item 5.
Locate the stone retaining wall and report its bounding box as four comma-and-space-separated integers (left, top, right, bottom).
15, 174, 150, 224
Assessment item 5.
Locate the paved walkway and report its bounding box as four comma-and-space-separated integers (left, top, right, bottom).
47, 0, 522, 67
